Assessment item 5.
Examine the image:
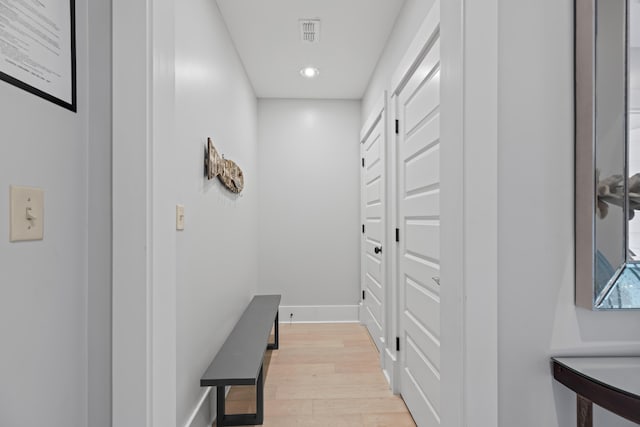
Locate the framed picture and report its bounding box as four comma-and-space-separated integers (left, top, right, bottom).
0, 0, 77, 112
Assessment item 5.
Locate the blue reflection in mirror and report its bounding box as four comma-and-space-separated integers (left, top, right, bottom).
597, 263, 640, 309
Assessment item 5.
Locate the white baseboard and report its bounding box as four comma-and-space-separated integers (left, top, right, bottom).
279, 305, 359, 323
182, 387, 211, 427
182, 386, 230, 427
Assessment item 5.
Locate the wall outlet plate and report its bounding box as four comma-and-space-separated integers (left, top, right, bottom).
10, 185, 44, 242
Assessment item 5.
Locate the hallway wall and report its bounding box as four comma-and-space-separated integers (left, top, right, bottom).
174, 0, 259, 426
361, 0, 640, 425
362, 0, 435, 121
257, 99, 361, 320
0, 0, 112, 426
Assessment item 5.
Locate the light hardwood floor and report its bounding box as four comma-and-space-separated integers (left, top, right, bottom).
224, 323, 416, 427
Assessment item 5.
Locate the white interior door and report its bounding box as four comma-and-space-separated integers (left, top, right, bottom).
361, 112, 385, 353
396, 34, 441, 426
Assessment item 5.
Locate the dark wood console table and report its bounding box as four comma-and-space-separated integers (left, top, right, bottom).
552, 357, 640, 426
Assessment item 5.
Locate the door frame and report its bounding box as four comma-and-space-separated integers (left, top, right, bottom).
439, 0, 465, 425
386, 0, 500, 425
387, 1, 473, 424
390, 0, 442, 400
112, 0, 177, 425
360, 92, 388, 359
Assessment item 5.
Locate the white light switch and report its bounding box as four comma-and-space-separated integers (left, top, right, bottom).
176, 204, 185, 230
10, 185, 44, 242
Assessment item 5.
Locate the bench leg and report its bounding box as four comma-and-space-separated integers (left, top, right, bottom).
215, 365, 265, 426
256, 364, 264, 424
267, 311, 279, 350
216, 386, 226, 427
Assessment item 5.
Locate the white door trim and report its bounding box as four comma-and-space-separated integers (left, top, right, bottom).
439, 0, 465, 426
457, 0, 499, 425
361, 92, 402, 388
393, 12, 443, 423
389, 5, 443, 401
361, 93, 386, 143
112, 0, 177, 426
389, 93, 400, 395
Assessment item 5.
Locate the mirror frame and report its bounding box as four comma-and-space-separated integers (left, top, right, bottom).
575, 0, 640, 310
575, 0, 597, 309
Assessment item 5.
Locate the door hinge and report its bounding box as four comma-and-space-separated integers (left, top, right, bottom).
362, 157, 365, 168
395, 228, 400, 242
396, 336, 400, 352
362, 224, 365, 234
362, 290, 366, 300
395, 119, 399, 134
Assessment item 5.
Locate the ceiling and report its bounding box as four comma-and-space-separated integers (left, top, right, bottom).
215, 0, 406, 99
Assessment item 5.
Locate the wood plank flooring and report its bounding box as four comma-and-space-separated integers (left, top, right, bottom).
224, 323, 416, 427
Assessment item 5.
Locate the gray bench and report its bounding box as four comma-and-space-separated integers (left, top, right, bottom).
200, 294, 281, 427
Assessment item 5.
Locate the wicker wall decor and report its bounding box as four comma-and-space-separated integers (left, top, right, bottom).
205, 137, 245, 193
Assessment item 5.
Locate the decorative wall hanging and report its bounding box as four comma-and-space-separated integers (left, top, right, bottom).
205, 137, 244, 193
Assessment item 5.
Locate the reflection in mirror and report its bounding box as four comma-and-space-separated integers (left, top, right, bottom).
617, 0, 640, 309
595, 0, 626, 301
630, 1, 640, 260
600, 264, 640, 308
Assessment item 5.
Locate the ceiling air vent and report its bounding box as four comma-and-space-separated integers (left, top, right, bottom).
299, 19, 321, 43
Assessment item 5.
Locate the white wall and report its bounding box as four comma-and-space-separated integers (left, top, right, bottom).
174, 1, 259, 426
257, 99, 361, 317
362, 0, 435, 121
0, 0, 110, 426
497, 1, 640, 426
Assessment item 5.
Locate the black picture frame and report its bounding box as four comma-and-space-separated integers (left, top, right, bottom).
0, 0, 77, 112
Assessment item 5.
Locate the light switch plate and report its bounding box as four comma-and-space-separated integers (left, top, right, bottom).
176, 204, 185, 230
10, 185, 44, 242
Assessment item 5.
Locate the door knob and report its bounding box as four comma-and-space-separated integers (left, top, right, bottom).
374, 246, 382, 254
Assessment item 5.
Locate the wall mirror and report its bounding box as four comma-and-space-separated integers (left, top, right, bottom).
576, 0, 640, 309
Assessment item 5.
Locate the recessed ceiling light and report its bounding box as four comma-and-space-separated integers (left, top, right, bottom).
300, 67, 320, 79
